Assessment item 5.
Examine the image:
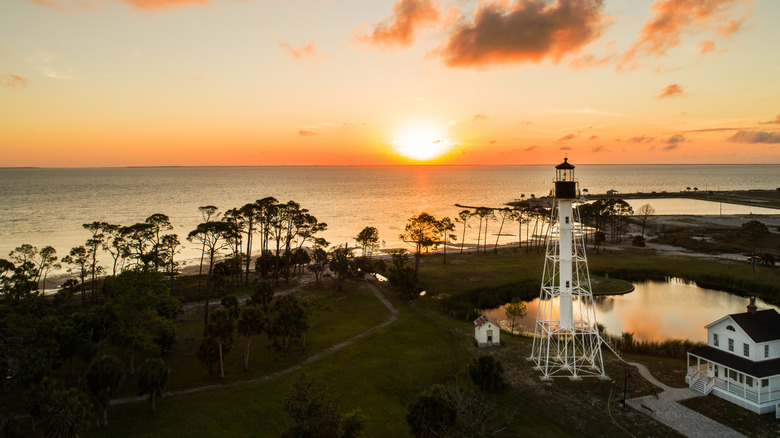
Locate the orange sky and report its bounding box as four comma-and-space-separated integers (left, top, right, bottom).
1, 0, 779, 166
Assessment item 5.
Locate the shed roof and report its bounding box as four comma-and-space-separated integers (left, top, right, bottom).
689, 345, 780, 378
473, 314, 500, 328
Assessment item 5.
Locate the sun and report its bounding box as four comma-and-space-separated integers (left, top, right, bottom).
392, 121, 453, 162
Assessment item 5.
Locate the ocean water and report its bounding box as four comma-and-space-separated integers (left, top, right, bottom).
1, 165, 779, 269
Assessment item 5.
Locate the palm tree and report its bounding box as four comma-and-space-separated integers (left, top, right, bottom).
237, 306, 265, 371
138, 358, 170, 412
85, 354, 124, 427
456, 209, 471, 253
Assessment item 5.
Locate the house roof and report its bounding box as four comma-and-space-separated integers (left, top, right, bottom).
707, 309, 780, 343
689, 345, 780, 379
473, 314, 499, 328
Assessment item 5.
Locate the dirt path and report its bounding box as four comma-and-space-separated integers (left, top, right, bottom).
110, 278, 397, 406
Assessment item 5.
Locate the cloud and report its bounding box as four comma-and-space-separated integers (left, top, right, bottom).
656, 83, 684, 99
560, 146, 573, 151
121, 0, 210, 10
278, 41, 325, 61
588, 135, 598, 141
666, 133, 688, 144
626, 135, 655, 143
727, 130, 780, 143
298, 130, 317, 137
472, 114, 487, 121
662, 144, 679, 151
591, 145, 605, 152
524, 145, 539, 151
698, 40, 715, 54
0, 74, 28, 88
435, 0, 609, 68
353, 0, 441, 48
683, 127, 739, 133
557, 134, 576, 142
759, 115, 780, 125
490, 140, 498, 144
519, 120, 533, 126
619, 0, 750, 71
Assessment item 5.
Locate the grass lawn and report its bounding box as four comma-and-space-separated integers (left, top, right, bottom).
31, 246, 773, 437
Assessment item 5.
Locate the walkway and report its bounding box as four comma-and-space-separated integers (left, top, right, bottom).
624, 361, 745, 438
111, 279, 397, 406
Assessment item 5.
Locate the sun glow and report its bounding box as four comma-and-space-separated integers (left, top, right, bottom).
392, 121, 453, 161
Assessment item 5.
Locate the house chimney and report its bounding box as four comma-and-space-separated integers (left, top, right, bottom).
747, 297, 757, 314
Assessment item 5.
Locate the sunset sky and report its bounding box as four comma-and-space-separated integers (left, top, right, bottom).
2, 0, 779, 166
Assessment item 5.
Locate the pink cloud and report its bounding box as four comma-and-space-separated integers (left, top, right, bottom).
656, 83, 685, 99
619, 0, 750, 71
436, 0, 608, 68
0, 74, 29, 88
298, 130, 317, 137
278, 41, 325, 61
353, 0, 441, 48
698, 40, 715, 54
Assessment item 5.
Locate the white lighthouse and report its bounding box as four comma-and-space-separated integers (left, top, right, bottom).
529, 158, 606, 380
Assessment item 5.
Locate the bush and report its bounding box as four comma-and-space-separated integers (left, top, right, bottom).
468, 355, 505, 392
632, 235, 646, 247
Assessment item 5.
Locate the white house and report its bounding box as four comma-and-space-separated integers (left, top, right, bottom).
474, 314, 500, 347
686, 299, 780, 415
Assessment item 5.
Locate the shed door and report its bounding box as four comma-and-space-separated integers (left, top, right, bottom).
487, 329, 493, 342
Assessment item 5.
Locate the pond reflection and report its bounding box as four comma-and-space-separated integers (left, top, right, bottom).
485, 279, 780, 342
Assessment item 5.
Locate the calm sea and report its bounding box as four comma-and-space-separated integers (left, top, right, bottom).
1, 165, 779, 270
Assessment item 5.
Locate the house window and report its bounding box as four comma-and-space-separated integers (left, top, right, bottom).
726, 325, 735, 331
743, 343, 749, 357
729, 369, 737, 380
565, 216, 570, 224
713, 333, 719, 346
728, 338, 734, 352
766, 345, 770, 358
762, 379, 769, 388
739, 374, 743, 384
746, 376, 753, 386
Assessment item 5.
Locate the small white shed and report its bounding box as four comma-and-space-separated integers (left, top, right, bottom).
474, 315, 500, 347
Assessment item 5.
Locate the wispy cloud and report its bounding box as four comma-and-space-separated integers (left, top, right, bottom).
698, 40, 715, 54
524, 145, 539, 152
557, 134, 576, 142
588, 135, 598, 141
626, 135, 655, 143
278, 41, 326, 61
472, 114, 487, 121
543, 108, 623, 117
591, 145, 605, 152
435, 0, 608, 68
298, 130, 317, 137
121, 0, 210, 10
682, 127, 739, 133
0, 74, 28, 88
619, 0, 750, 71
353, 0, 441, 49
666, 133, 689, 144
656, 83, 684, 99
560, 146, 573, 151
727, 130, 780, 143
759, 114, 780, 125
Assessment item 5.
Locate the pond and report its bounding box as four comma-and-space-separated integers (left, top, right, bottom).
485, 279, 780, 342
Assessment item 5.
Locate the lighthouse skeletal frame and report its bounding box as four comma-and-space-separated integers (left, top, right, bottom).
529, 158, 606, 380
